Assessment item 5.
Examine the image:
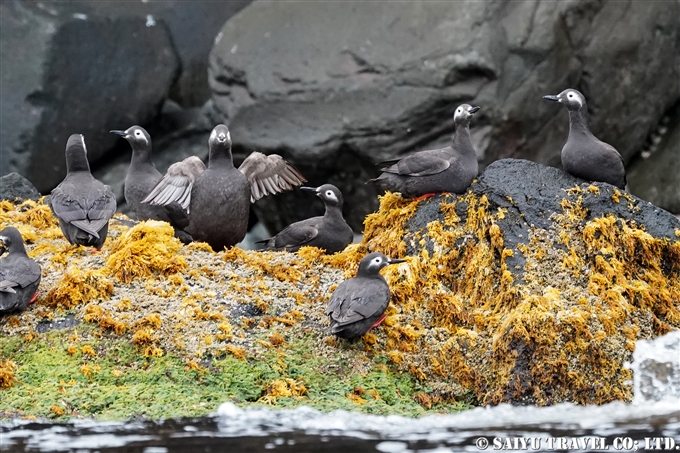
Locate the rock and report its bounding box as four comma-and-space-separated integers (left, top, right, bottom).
15, 0, 252, 107
403, 159, 680, 278
0, 173, 41, 202
0, 1, 179, 193
628, 103, 680, 215
359, 158, 680, 405
1, 168, 679, 409
207, 0, 680, 229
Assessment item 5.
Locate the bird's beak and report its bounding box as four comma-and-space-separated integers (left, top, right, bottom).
300, 186, 318, 193
110, 130, 127, 137
542, 95, 560, 102
469, 106, 481, 114
0, 238, 7, 257
217, 133, 227, 142
387, 258, 407, 264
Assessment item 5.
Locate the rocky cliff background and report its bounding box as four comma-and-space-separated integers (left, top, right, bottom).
1, 0, 679, 233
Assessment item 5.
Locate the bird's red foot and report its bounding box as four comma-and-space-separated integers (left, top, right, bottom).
30, 291, 40, 304
413, 192, 438, 201
368, 314, 388, 331
90, 248, 102, 254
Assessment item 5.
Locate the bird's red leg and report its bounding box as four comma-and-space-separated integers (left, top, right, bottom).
90, 248, 101, 254
30, 291, 40, 304
413, 193, 437, 201
368, 314, 388, 331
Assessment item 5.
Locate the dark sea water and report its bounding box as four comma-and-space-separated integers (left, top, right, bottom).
2, 401, 679, 453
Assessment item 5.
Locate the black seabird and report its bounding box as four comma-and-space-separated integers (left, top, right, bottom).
0, 227, 41, 314
327, 252, 406, 340
543, 89, 626, 189
142, 124, 306, 251
372, 104, 480, 198
258, 184, 353, 254
50, 134, 117, 249
110, 125, 192, 243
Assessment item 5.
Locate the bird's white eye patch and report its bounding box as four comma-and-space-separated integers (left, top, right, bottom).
135, 130, 143, 137
567, 91, 582, 107
324, 190, 338, 202
226, 131, 231, 141
371, 257, 382, 266
80, 136, 87, 154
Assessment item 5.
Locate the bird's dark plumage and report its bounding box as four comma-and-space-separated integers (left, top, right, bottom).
0, 227, 41, 314
327, 252, 405, 340
50, 134, 117, 248
111, 126, 192, 243
372, 104, 480, 197
259, 184, 353, 253
142, 125, 306, 250
543, 89, 626, 189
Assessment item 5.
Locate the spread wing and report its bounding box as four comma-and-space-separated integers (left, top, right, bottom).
238, 152, 307, 203
378, 148, 451, 177
327, 279, 389, 327
51, 183, 116, 238
142, 156, 206, 212
0, 259, 41, 293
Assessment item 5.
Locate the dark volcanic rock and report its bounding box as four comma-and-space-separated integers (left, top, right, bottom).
473, 159, 680, 239
14, 0, 252, 107
403, 159, 680, 278
0, 1, 179, 193
207, 0, 680, 230
0, 173, 40, 202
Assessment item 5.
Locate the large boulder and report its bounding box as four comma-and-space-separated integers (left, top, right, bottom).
207, 0, 680, 230
0, 1, 179, 193
356, 158, 680, 405
0, 173, 40, 202
14, 0, 252, 107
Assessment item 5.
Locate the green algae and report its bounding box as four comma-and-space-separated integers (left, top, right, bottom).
0, 326, 469, 420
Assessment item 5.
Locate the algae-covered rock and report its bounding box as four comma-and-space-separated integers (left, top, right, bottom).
360, 158, 680, 405
0, 164, 678, 419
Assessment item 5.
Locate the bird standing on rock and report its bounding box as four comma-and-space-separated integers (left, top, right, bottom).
142, 124, 306, 251
372, 104, 480, 198
543, 89, 626, 189
327, 252, 406, 340
258, 184, 353, 254
0, 227, 41, 314
50, 134, 117, 249
110, 125, 192, 243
